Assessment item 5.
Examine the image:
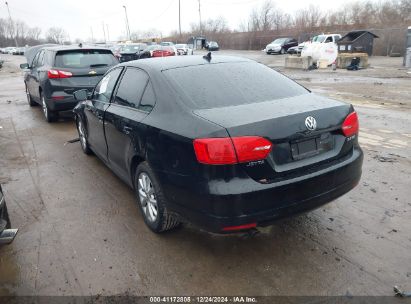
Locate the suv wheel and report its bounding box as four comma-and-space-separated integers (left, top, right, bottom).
41, 93, 56, 123
76, 117, 92, 155
135, 162, 180, 233
25, 83, 36, 106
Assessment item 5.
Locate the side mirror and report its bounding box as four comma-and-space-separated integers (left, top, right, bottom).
20, 63, 30, 69
73, 89, 88, 101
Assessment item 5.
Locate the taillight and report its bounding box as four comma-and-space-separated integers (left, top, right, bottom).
193, 136, 272, 165
342, 111, 359, 137
48, 69, 72, 79
193, 138, 237, 165
231, 136, 272, 163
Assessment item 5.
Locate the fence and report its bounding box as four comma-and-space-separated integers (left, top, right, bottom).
201, 27, 408, 56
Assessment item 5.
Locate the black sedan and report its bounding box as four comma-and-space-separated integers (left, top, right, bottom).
0, 185, 18, 245
73, 55, 363, 233
118, 43, 147, 62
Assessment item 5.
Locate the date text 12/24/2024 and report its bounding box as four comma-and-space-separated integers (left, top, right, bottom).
150, 297, 257, 303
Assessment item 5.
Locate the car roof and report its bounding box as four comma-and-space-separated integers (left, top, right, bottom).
121, 55, 251, 72
41, 45, 111, 52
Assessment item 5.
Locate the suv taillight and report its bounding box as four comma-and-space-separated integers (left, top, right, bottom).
342, 111, 359, 137
193, 136, 272, 165
48, 69, 72, 79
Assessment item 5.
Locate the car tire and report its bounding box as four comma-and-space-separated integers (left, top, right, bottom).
25, 83, 36, 107
40, 93, 57, 123
3, 203, 11, 229
76, 116, 92, 155
134, 162, 180, 233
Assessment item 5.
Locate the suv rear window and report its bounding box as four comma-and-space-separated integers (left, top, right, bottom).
55, 49, 118, 68
164, 62, 308, 109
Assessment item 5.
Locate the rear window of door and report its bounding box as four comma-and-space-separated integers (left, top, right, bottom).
54, 49, 118, 69
113, 68, 149, 109
93, 68, 123, 103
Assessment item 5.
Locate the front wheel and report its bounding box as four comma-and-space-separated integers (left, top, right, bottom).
76, 117, 92, 155
25, 83, 36, 107
135, 162, 180, 233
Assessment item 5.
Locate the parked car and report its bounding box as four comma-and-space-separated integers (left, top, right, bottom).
118, 43, 147, 62
175, 44, 193, 55
287, 41, 309, 55
19, 45, 119, 122
12, 47, 26, 55
73, 55, 363, 234
7, 47, 17, 54
265, 37, 298, 54
0, 184, 18, 245
2, 47, 15, 54
138, 45, 175, 59
206, 41, 219, 51
160, 42, 175, 46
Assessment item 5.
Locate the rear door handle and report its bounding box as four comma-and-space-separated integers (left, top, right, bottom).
123, 126, 132, 134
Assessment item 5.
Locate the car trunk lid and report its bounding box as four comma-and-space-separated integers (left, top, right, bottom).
194, 94, 354, 182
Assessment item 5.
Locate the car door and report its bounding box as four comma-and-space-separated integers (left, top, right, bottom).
84, 67, 123, 161
31, 50, 46, 101
26, 51, 41, 101
104, 67, 153, 183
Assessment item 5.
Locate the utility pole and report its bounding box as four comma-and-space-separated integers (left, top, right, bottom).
102, 22, 106, 42
123, 5, 131, 40
106, 24, 110, 41
198, 0, 202, 36
5, 2, 18, 48
178, 0, 182, 38
90, 26, 94, 43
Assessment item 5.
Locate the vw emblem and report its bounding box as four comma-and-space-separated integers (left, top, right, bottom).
305, 116, 317, 131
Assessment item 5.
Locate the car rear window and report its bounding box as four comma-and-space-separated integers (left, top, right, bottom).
55, 49, 118, 68
163, 62, 308, 109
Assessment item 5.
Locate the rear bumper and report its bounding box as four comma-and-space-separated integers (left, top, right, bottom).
161, 147, 363, 233
46, 97, 78, 112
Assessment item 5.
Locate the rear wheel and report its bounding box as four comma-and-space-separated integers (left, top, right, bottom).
25, 83, 36, 106
134, 162, 180, 233
41, 93, 57, 123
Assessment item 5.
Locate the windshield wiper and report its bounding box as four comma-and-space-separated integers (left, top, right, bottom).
90, 64, 108, 68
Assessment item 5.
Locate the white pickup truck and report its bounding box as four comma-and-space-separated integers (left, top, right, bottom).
301, 33, 342, 65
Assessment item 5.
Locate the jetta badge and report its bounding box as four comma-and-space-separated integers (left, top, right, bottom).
305, 116, 317, 131
88, 70, 97, 75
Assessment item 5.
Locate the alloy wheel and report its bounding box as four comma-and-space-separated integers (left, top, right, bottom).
78, 120, 87, 150
42, 96, 48, 119
138, 172, 158, 223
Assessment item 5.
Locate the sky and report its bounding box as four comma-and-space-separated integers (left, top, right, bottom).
0, 0, 364, 41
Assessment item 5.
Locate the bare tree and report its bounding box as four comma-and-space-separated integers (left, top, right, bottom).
46, 27, 67, 44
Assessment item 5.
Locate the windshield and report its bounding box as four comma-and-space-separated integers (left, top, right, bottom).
271, 38, 287, 44
312, 35, 326, 43
145, 45, 161, 51
164, 62, 308, 109
55, 49, 118, 68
